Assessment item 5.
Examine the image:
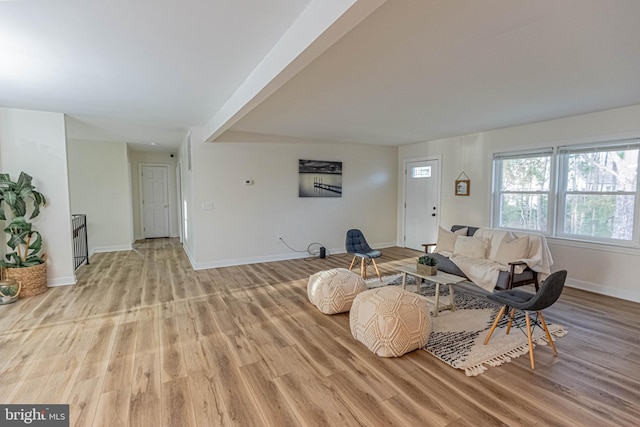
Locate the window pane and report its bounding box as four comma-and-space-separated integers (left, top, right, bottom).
499, 194, 548, 232
412, 166, 431, 178
501, 156, 551, 191
563, 194, 635, 240
566, 149, 638, 192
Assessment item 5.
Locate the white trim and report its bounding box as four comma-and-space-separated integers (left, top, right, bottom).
176, 161, 184, 244
401, 155, 442, 248
182, 242, 196, 269
566, 278, 640, 303
188, 242, 397, 271
547, 236, 640, 255
91, 244, 134, 258
47, 275, 77, 287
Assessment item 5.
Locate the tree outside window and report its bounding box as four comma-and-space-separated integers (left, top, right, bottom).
560, 146, 638, 241
494, 152, 551, 232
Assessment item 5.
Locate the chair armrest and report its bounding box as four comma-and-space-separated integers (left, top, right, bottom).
422, 243, 436, 253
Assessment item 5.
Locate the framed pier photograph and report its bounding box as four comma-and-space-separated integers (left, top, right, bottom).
299, 159, 342, 197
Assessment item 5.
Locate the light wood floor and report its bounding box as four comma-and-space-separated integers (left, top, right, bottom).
1, 238, 639, 426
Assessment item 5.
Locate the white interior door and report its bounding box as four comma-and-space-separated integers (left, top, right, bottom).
141, 165, 170, 238
404, 159, 440, 251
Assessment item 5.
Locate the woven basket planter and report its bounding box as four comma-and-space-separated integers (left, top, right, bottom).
2, 263, 47, 298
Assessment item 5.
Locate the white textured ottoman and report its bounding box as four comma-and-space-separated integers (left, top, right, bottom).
350, 287, 432, 357
307, 268, 367, 314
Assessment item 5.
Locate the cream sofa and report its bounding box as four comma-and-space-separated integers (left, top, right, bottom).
423, 225, 553, 292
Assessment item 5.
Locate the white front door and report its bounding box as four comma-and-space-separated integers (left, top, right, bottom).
141, 165, 170, 238
404, 159, 440, 251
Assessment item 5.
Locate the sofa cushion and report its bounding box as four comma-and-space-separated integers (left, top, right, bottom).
430, 253, 468, 278
434, 226, 468, 253
494, 235, 530, 265
453, 236, 489, 259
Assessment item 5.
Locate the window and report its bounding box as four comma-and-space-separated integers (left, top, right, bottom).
493, 139, 640, 245
493, 149, 552, 232
558, 142, 639, 242
412, 166, 431, 178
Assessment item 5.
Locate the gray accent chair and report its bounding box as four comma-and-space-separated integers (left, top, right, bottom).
483, 270, 567, 369
346, 229, 382, 281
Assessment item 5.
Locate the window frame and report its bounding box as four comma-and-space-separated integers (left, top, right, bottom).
555, 140, 640, 245
491, 148, 554, 234
492, 139, 640, 248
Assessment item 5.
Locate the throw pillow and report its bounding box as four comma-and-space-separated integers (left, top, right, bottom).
434, 226, 468, 253
494, 235, 530, 265
453, 236, 489, 259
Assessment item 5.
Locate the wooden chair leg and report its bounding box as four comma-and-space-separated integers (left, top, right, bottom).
538, 311, 558, 356
506, 307, 516, 334
349, 256, 357, 271
525, 312, 535, 369
484, 305, 506, 345
360, 258, 366, 279
371, 258, 382, 282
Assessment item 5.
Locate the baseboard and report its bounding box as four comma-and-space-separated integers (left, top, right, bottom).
188, 241, 397, 271
91, 244, 134, 257
191, 251, 312, 270
566, 278, 640, 303
47, 275, 77, 287
183, 244, 196, 269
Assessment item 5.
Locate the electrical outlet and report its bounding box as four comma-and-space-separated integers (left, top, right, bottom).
277, 236, 283, 243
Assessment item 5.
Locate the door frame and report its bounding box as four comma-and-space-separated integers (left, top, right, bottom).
401, 155, 442, 248
138, 163, 171, 239
176, 161, 184, 244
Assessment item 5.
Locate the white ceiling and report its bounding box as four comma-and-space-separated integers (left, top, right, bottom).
3, 0, 640, 151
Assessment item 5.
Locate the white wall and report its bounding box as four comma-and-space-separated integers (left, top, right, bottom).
181, 130, 398, 269
0, 108, 75, 286
128, 151, 179, 240
399, 104, 640, 302
67, 139, 133, 255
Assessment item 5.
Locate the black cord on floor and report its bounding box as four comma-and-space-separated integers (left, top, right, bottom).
279, 237, 332, 258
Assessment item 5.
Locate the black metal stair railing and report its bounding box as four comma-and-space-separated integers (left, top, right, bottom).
71, 214, 89, 270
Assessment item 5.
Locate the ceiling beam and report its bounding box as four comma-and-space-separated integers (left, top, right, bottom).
203, 0, 387, 143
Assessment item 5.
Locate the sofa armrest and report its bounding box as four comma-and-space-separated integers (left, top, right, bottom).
422, 243, 436, 253
507, 261, 527, 266
507, 261, 538, 290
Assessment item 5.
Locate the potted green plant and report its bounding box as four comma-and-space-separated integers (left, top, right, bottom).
0, 172, 48, 298
417, 254, 438, 276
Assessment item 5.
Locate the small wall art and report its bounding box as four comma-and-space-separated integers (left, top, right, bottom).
299, 159, 342, 198
455, 172, 470, 196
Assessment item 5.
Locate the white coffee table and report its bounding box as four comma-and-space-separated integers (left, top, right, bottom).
397, 265, 466, 317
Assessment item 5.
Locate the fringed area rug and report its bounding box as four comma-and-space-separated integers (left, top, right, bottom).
366, 274, 568, 376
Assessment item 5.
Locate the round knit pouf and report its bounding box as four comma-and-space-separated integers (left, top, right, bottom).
307, 268, 367, 314
350, 287, 431, 357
